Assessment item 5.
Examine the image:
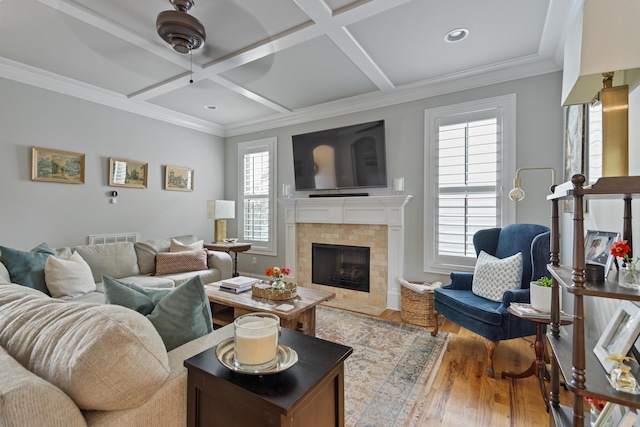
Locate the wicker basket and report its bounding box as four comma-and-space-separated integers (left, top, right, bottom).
400, 282, 440, 327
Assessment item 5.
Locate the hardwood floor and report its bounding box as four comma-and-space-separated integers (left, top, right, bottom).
378, 309, 572, 426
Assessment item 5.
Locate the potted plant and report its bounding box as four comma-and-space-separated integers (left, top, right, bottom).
530, 276, 553, 313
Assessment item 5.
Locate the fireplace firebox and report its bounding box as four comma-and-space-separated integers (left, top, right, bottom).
312, 243, 370, 292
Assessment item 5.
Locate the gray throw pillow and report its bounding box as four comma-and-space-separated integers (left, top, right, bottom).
103, 275, 213, 351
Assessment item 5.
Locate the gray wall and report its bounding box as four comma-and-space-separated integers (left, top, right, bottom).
225, 72, 565, 282
0, 78, 225, 249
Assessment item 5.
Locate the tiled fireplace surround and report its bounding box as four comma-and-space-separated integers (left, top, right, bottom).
280, 196, 412, 311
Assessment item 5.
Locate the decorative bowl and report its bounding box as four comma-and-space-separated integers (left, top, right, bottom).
252, 281, 298, 300
224, 238, 238, 243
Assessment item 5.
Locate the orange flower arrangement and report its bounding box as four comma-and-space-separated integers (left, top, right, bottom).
266, 266, 291, 281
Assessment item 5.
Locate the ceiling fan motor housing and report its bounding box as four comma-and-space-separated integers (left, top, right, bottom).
156, 0, 205, 53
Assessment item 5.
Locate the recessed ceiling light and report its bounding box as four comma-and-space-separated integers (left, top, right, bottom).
445, 28, 469, 43
204, 105, 217, 110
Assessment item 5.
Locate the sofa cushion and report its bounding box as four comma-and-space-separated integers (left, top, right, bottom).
117, 274, 176, 289
0, 284, 170, 411
72, 242, 141, 282
44, 251, 96, 298
155, 249, 208, 276
103, 275, 213, 351
160, 268, 221, 286
0, 243, 56, 295
170, 238, 204, 252
472, 250, 523, 302
0, 346, 88, 427
134, 235, 198, 275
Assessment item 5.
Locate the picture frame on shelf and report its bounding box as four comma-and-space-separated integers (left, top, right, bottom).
563, 103, 586, 213
164, 165, 194, 192
31, 146, 85, 184
584, 230, 620, 277
594, 301, 640, 374
108, 157, 148, 189
594, 401, 631, 427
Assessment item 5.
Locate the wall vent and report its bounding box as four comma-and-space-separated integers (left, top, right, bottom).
88, 232, 140, 245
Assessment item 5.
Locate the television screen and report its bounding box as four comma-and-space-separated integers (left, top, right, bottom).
292, 120, 387, 191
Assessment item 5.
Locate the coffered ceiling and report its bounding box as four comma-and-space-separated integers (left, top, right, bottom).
0, 0, 577, 136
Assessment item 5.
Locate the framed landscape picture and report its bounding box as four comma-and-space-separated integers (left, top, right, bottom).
165, 165, 194, 192
31, 146, 85, 184
108, 157, 148, 189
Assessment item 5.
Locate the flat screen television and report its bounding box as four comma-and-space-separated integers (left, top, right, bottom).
292, 120, 387, 191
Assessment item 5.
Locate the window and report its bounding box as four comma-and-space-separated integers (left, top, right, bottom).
237, 138, 277, 255
424, 95, 516, 273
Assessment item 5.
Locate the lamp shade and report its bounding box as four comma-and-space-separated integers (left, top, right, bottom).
207, 200, 235, 219
561, 0, 640, 106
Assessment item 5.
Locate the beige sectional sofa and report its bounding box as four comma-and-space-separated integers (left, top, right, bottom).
0, 234, 235, 426
0, 283, 233, 427
0, 234, 233, 303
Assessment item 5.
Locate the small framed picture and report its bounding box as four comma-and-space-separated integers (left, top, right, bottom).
594, 401, 632, 427
594, 301, 640, 373
31, 146, 85, 184
108, 158, 148, 189
164, 165, 194, 192
584, 230, 620, 276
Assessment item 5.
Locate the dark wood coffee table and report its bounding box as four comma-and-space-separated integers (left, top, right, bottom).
204, 282, 335, 337
185, 326, 353, 427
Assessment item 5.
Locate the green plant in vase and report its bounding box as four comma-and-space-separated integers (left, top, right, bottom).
530, 276, 553, 313
536, 277, 553, 287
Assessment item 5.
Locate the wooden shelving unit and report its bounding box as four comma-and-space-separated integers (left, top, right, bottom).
546, 174, 640, 427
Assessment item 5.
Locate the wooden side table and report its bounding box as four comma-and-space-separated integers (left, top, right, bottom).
502, 306, 572, 409
205, 242, 251, 277
185, 326, 353, 427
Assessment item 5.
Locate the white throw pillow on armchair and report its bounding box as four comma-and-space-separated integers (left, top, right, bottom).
471, 250, 523, 302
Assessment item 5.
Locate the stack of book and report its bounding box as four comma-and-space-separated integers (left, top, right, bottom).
510, 302, 573, 322
219, 276, 259, 293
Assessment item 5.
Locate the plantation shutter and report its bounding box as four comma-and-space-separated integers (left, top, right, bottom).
436, 109, 501, 259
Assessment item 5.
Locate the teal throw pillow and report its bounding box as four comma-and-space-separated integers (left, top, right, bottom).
0, 243, 56, 295
103, 275, 213, 351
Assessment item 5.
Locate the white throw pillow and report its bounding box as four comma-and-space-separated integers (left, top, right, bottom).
44, 251, 96, 298
170, 238, 204, 252
471, 250, 523, 302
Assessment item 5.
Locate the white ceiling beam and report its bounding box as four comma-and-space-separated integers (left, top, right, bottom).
294, 0, 395, 91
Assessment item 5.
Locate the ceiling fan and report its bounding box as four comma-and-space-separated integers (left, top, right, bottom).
156, 0, 206, 54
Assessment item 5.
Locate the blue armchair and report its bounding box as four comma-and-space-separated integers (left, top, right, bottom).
431, 223, 550, 377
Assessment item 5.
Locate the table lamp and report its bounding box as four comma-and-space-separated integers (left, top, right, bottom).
561, 0, 640, 177
207, 200, 235, 243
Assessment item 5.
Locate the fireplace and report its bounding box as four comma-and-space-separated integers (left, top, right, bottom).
312, 243, 370, 292
280, 195, 412, 310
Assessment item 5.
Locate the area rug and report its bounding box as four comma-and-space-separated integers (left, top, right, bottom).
316, 306, 449, 427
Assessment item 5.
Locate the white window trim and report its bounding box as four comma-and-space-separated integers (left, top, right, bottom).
423, 94, 516, 274
237, 137, 277, 256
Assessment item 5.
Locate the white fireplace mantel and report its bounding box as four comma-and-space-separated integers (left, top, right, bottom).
280, 195, 412, 310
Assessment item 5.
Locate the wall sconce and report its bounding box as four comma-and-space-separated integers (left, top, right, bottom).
207, 200, 235, 243
509, 167, 556, 202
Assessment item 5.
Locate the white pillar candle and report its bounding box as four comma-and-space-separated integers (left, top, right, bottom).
234, 318, 278, 365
